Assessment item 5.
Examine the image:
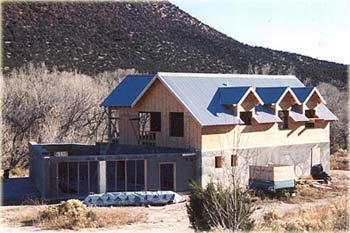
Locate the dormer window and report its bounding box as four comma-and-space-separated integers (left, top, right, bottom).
240, 111, 252, 125
278, 110, 289, 129
305, 109, 317, 118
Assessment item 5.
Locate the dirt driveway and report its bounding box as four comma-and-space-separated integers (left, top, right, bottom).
1, 170, 348, 232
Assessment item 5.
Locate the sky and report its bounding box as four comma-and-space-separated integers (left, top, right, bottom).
171, 0, 350, 64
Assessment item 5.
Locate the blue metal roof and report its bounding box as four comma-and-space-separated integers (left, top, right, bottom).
291, 87, 314, 103
316, 104, 338, 121
254, 105, 282, 123
100, 74, 155, 107
218, 86, 251, 105
255, 87, 288, 104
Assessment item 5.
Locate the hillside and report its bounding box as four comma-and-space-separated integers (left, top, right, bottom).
2, 1, 347, 88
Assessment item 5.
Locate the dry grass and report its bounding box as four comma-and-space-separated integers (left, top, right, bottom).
261, 195, 348, 231
92, 207, 147, 227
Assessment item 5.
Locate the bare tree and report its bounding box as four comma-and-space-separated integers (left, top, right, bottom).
1, 64, 137, 174
317, 82, 348, 150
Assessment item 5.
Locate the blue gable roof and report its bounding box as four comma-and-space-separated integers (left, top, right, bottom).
255, 87, 288, 104
291, 87, 314, 103
100, 74, 155, 107
218, 86, 251, 105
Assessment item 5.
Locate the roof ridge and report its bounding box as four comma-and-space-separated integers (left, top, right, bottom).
157, 72, 297, 79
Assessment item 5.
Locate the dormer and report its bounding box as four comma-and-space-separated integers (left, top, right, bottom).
291, 87, 326, 111
218, 86, 263, 125
256, 87, 301, 129
256, 87, 301, 112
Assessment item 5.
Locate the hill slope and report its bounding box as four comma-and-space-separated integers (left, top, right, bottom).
2, 1, 347, 88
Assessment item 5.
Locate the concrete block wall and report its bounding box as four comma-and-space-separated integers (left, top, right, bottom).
200, 142, 330, 187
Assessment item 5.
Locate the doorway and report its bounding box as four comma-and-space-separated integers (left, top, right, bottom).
159, 163, 175, 191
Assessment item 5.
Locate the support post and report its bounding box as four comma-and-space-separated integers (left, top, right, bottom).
98, 161, 107, 194
107, 107, 112, 143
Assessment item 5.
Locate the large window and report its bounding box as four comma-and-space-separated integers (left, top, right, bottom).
240, 111, 252, 125
106, 160, 145, 192
278, 110, 289, 130
170, 112, 184, 137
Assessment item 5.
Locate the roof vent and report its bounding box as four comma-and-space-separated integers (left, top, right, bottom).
222, 82, 229, 87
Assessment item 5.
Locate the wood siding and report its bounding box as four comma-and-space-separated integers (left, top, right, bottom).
201, 120, 330, 151
117, 78, 330, 152
118, 79, 202, 150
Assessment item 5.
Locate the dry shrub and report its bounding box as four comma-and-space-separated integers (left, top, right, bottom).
296, 184, 315, 197
36, 199, 101, 230
263, 210, 279, 225
263, 195, 348, 231
331, 151, 349, 171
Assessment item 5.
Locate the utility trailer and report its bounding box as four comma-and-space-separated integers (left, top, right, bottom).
248, 164, 296, 196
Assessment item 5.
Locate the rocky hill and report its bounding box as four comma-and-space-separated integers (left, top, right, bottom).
2, 1, 347, 88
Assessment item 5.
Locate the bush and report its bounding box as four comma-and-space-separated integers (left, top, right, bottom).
36, 199, 101, 230
187, 180, 255, 231
262, 195, 348, 231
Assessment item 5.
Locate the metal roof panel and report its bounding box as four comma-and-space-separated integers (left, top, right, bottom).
100, 74, 155, 107
254, 105, 282, 123
316, 104, 338, 121
158, 73, 304, 126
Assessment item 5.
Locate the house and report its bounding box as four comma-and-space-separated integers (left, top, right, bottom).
29, 72, 337, 201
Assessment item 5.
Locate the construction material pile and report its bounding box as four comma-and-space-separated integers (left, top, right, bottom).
84, 191, 184, 207
311, 164, 332, 183
36, 199, 100, 230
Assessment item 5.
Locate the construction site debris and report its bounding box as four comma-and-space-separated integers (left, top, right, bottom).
311, 164, 332, 183
83, 191, 184, 207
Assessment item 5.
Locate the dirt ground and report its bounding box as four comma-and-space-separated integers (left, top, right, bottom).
1, 170, 348, 232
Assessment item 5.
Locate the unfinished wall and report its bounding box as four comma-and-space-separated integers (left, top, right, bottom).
118, 79, 202, 150
200, 142, 330, 187
201, 121, 330, 151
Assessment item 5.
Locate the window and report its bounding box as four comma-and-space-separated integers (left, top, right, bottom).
305, 109, 317, 118
278, 110, 289, 130
150, 112, 161, 132
139, 112, 161, 132
215, 156, 223, 168
240, 111, 252, 125
305, 122, 315, 128
231, 154, 238, 167
170, 112, 184, 137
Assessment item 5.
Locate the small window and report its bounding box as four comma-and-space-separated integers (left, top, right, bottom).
170, 112, 184, 137
305, 122, 315, 128
240, 111, 252, 125
278, 110, 289, 130
150, 112, 161, 132
231, 154, 238, 167
305, 109, 317, 118
215, 156, 223, 168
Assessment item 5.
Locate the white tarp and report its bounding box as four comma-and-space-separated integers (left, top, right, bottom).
83, 191, 184, 207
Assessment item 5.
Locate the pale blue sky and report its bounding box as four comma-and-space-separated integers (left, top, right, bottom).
171, 0, 350, 64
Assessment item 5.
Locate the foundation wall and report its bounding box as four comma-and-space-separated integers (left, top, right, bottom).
200, 142, 330, 187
